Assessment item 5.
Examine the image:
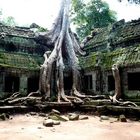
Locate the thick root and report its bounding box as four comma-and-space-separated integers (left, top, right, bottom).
57, 90, 71, 103
61, 93, 71, 102
8, 96, 42, 105
27, 90, 41, 97
109, 95, 137, 107
9, 92, 21, 99
0, 92, 21, 105
73, 88, 86, 98
66, 95, 84, 104
72, 88, 105, 99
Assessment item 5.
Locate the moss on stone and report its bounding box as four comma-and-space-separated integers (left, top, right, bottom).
123, 90, 140, 99
80, 45, 140, 70
79, 53, 97, 69
0, 52, 43, 70
2, 36, 38, 48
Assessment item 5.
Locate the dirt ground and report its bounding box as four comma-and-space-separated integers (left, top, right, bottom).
0, 114, 140, 140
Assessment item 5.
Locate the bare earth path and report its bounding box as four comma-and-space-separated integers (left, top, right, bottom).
0, 114, 140, 140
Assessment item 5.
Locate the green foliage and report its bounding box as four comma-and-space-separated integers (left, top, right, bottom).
79, 45, 140, 69
0, 9, 17, 26
37, 27, 48, 32
30, 23, 48, 32
2, 16, 17, 26
2, 36, 37, 48
119, 0, 140, 4
129, 0, 140, 3
0, 52, 42, 70
71, 0, 117, 40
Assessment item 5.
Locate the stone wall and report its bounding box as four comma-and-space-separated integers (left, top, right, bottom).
81, 19, 140, 101
0, 24, 46, 98
83, 18, 140, 53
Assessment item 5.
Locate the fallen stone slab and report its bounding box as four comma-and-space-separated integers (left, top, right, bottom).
51, 109, 61, 115
30, 112, 37, 116
100, 115, 109, 121
106, 105, 140, 116
79, 116, 89, 120
53, 120, 61, 125
0, 113, 10, 121
43, 119, 54, 127
85, 99, 111, 106
38, 113, 47, 117
96, 105, 107, 114
48, 114, 69, 122
68, 113, 79, 121
119, 114, 127, 122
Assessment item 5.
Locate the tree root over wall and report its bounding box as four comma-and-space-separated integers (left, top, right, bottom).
109, 64, 137, 107
0, 0, 138, 108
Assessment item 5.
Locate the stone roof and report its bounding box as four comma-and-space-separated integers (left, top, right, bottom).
0, 24, 45, 70
84, 18, 140, 53
0, 24, 43, 50
84, 26, 110, 52
80, 44, 140, 70
110, 19, 140, 47
0, 24, 35, 38
0, 51, 43, 70
80, 19, 140, 70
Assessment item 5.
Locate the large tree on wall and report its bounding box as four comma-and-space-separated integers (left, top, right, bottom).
0, 0, 138, 106
32, 0, 138, 106
35, 0, 88, 103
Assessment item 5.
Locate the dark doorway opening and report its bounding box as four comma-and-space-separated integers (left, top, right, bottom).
5, 76, 19, 92
5, 43, 17, 52
108, 75, 115, 91
128, 73, 140, 90
84, 75, 93, 90
64, 76, 72, 90
27, 77, 39, 93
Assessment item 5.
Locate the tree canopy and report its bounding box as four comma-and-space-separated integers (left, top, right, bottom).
2, 16, 17, 26
0, 9, 17, 26
119, 0, 140, 4
72, 0, 117, 40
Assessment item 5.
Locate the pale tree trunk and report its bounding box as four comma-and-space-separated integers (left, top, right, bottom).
65, 30, 85, 98
27, 0, 102, 103
110, 64, 137, 107
1, 0, 138, 106
111, 64, 121, 102
36, 0, 86, 102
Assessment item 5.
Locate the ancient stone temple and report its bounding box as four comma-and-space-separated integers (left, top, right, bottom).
0, 19, 140, 102
80, 19, 140, 102
0, 23, 47, 98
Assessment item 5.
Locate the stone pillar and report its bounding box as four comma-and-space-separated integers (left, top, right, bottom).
92, 73, 96, 92
19, 75, 28, 95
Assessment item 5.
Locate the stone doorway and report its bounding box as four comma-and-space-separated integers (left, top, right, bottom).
4, 76, 20, 92
27, 77, 39, 93
108, 75, 115, 92
128, 73, 140, 90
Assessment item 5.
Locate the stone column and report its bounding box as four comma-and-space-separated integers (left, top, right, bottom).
92, 73, 96, 92
19, 75, 28, 95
